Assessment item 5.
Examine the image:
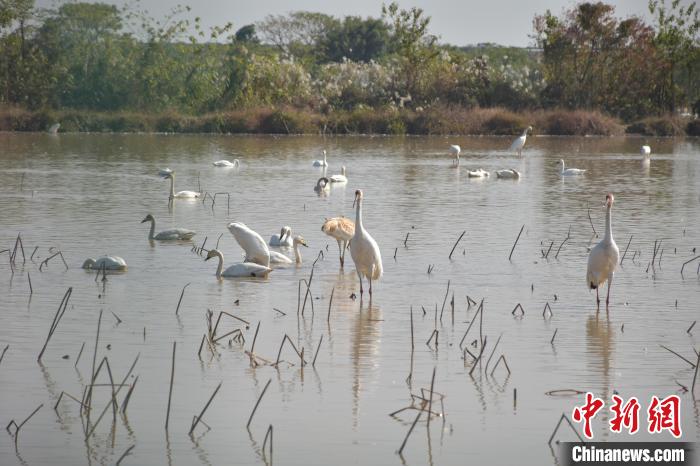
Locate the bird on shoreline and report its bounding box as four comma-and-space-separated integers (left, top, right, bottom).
586, 193, 620, 310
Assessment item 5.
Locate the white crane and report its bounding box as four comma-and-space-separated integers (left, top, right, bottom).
350, 190, 383, 299
558, 159, 586, 176
322, 217, 355, 267
586, 193, 620, 309
449, 145, 461, 166
510, 126, 532, 156
205, 249, 272, 278
141, 214, 196, 240
227, 222, 270, 267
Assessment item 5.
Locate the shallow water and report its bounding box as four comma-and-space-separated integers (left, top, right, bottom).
0, 133, 699, 466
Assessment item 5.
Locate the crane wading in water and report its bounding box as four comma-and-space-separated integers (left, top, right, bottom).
350, 189, 383, 299
586, 193, 620, 309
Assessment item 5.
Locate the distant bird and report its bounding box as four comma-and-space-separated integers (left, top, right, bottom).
205, 249, 272, 278
313, 150, 328, 167
322, 217, 355, 267
48, 123, 60, 134
227, 222, 270, 267
314, 177, 330, 194
269, 226, 293, 247
141, 214, 196, 241
350, 190, 382, 299
467, 168, 489, 178
586, 193, 620, 309
558, 159, 586, 176
449, 145, 461, 166
641, 145, 651, 157
213, 159, 240, 168
158, 168, 173, 177
495, 169, 521, 179
269, 235, 308, 265
82, 256, 127, 271
163, 172, 200, 199
330, 166, 348, 183
510, 126, 532, 156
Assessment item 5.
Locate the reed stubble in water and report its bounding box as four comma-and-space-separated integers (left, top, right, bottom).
165, 341, 176, 431
37, 287, 72, 363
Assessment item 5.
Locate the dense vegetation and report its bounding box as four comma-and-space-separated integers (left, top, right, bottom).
0, 0, 698, 134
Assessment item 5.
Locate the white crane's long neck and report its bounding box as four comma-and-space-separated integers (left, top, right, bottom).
215, 250, 224, 278
522, 128, 529, 137
560, 162, 565, 174
294, 243, 302, 264
169, 176, 175, 199
604, 205, 613, 243
355, 198, 364, 232
148, 219, 156, 240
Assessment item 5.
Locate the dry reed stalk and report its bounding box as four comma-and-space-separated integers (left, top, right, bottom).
165, 342, 176, 430
247, 379, 272, 429
548, 413, 584, 446
7, 403, 43, 451
116, 445, 135, 465
189, 382, 223, 435
448, 231, 466, 260
175, 283, 191, 315
37, 287, 72, 362
312, 335, 323, 367
509, 225, 525, 261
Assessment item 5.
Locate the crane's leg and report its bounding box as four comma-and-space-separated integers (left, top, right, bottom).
337, 240, 343, 267
357, 271, 363, 298
596, 287, 600, 308
606, 273, 613, 309
369, 277, 372, 299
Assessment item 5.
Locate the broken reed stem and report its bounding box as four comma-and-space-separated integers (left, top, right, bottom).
448, 231, 466, 260
398, 401, 424, 456
165, 341, 176, 431
250, 321, 261, 355
175, 283, 191, 315
327, 287, 334, 323
549, 413, 585, 446
262, 424, 273, 460
490, 355, 511, 377
121, 375, 138, 414
74, 342, 85, 368
587, 203, 598, 237
688, 321, 696, 334
554, 227, 571, 259
459, 299, 484, 349
469, 336, 488, 376
189, 381, 223, 435
427, 367, 436, 427
692, 351, 700, 397
27, 272, 32, 294
247, 378, 272, 429
508, 225, 525, 261
439, 280, 451, 323
85, 310, 103, 414
404, 232, 409, 247
681, 255, 700, 276
312, 335, 324, 367
116, 445, 135, 465
659, 344, 696, 368
198, 334, 206, 358
410, 306, 414, 350
551, 328, 558, 345
620, 235, 633, 265
10, 403, 43, 451
425, 329, 438, 348
37, 287, 72, 362
0, 344, 8, 366
484, 334, 502, 373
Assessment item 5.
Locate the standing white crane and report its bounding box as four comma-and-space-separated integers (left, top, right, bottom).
163, 172, 200, 199
350, 190, 383, 299
227, 222, 270, 267
509, 126, 532, 156
449, 144, 461, 166
586, 193, 620, 309
322, 217, 355, 267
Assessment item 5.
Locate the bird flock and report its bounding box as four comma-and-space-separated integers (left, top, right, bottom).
89, 134, 653, 309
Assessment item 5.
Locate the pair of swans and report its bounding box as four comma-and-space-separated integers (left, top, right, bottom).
141, 214, 196, 240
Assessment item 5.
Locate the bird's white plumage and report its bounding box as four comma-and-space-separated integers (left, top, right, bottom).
467, 168, 489, 178
269, 236, 307, 265
350, 190, 383, 297
449, 144, 461, 166
82, 256, 127, 271
227, 222, 270, 267
330, 166, 348, 183
269, 226, 293, 247
164, 172, 200, 199
641, 145, 651, 157
586, 194, 620, 307
205, 249, 272, 278
313, 150, 328, 167
213, 159, 240, 168
158, 168, 173, 177
558, 159, 586, 176
509, 126, 532, 156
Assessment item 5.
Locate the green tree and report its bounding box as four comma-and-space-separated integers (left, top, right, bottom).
256, 11, 338, 62
235, 24, 258, 43
322, 16, 389, 63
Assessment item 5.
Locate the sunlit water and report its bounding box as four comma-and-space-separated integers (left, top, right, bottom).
0, 133, 699, 466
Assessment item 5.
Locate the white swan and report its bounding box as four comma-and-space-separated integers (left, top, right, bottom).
509, 126, 532, 156
141, 214, 196, 240
330, 166, 348, 183
449, 144, 461, 166
213, 159, 240, 168
269, 226, 293, 247
158, 168, 173, 177
322, 217, 355, 267
350, 189, 383, 299
269, 235, 308, 265
312, 150, 328, 167
558, 159, 586, 176
495, 169, 521, 179
163, 172, 200, 199
82, 256, 127, 271
227, 222, 270, 267
641, 145, 651, 157
205, 249, 272, 278
314, 177, 330, 194
586, 193, 620, 309
467, 168, 489, 178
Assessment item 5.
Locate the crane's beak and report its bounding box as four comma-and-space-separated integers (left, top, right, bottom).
301, 240, 308, 247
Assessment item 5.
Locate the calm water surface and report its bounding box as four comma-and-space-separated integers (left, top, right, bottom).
0, 133, 699, 465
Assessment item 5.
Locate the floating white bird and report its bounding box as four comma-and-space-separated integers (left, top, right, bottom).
269, 235, 308, 265
205, 249, 272, 278
330, 166, 348, 183
48, 123, 60, 134
495, 169, 521, 179
467, 168, 489, 178
641, 145, 651, 157
558, 159, 586, 176
158, 168, 173, 177
141, 214, 196, 241
322, 216, 355, 267
350, 190, 383, 299
213, 159, 240, 168
82, 256, 127, 271
509, 126, 532, 156
227, 222, 270, 267
313, 150, 328, 167
163, 172, 200, 199
586, 193, 620, 309
449, 144, 461, 166
269, 226, 293, 247
314, 177, 330, 194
